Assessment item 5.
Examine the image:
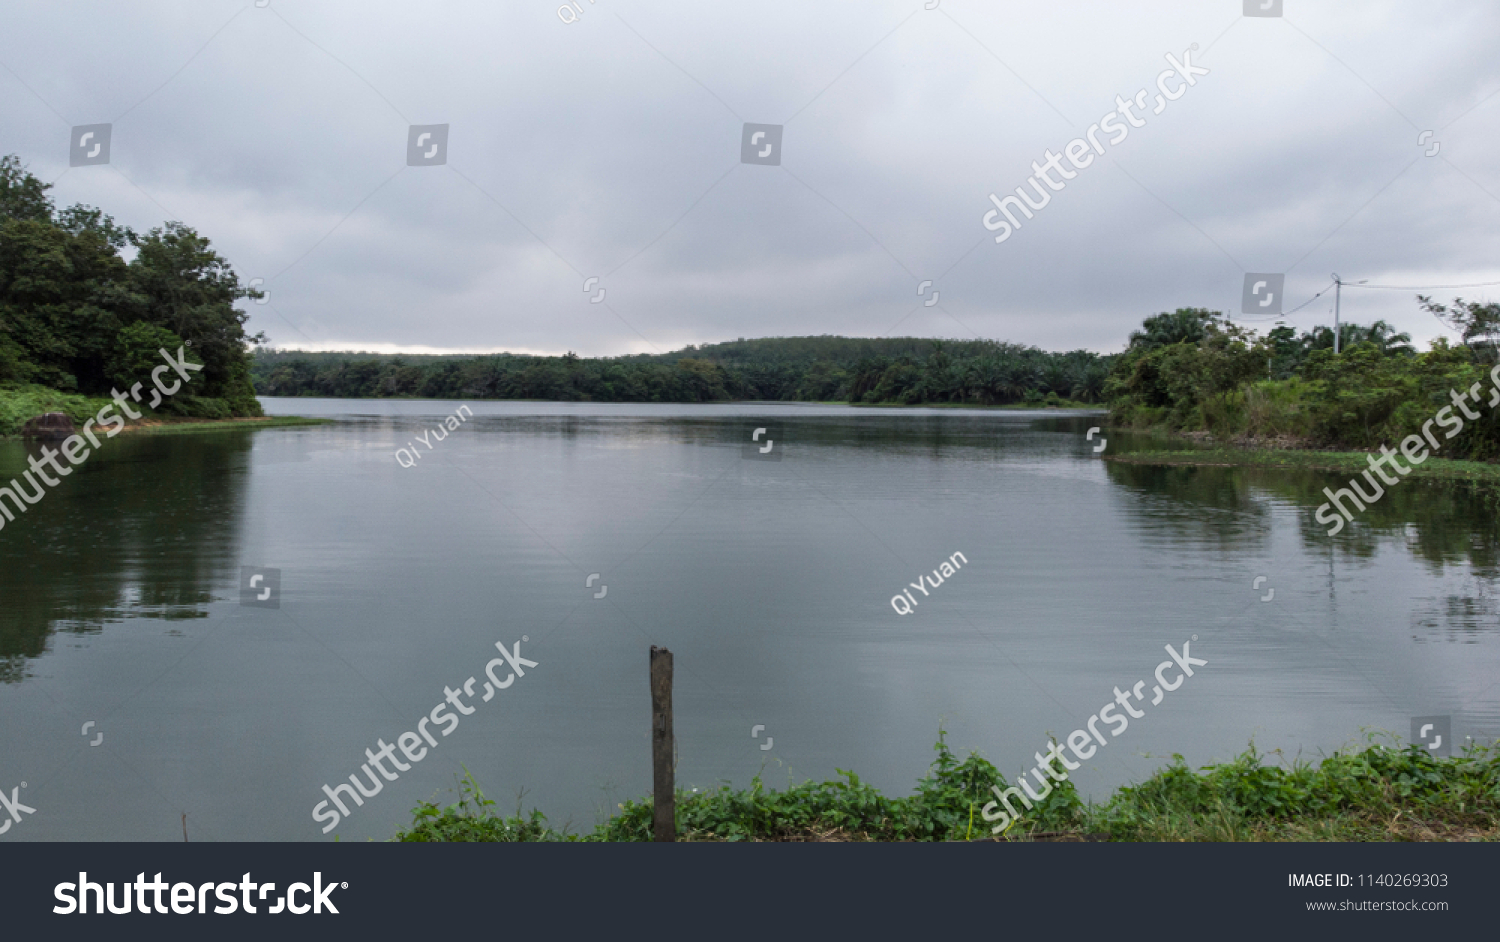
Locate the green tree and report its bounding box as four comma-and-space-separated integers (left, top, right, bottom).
105, 322, 186, 391
1420, 294, 1500, 363
0, 154, 263, 416
1108, 313, 1268, 430
0, 155, 54, 223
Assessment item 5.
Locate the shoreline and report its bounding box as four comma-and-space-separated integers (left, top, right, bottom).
0, 414, 331, 440
118, 415, 331, 435
1, 383, 330, 439
391, 734, 1500, 843
1103, 446, 1500, 486
260, 395, 1105, 410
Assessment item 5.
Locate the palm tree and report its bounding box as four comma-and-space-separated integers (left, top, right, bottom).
1302, 320, 1414, 357
1126, 308, 1216, 351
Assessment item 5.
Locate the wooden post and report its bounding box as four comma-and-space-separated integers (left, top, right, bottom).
650, 645, 675, 842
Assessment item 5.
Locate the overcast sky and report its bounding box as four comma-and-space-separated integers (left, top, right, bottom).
3, 0, 1498, 357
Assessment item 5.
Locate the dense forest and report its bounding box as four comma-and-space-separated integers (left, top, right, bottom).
252, 337, 1113, 406
0, 155, 262, 418
1107, 301, 1500, 460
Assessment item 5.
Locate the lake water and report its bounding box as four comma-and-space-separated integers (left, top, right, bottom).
2, 399, 1498, 841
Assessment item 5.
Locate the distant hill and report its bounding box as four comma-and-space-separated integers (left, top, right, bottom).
251, 335, 1113, 405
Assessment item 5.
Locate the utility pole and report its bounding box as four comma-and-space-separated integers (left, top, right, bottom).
1332, 273, 1342, 354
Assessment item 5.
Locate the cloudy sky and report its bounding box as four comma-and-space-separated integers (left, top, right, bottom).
3, 0, 1498, 356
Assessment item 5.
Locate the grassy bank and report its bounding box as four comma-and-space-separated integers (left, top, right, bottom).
392, 732, 1500, 842
0, 383, 327, 437
122, 415, 330, 435
853, 398, 1101, 410
1104, 447, 1500, 487
0, 384, 109, 437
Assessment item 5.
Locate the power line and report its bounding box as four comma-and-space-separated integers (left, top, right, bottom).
1284, 280, 1335, 315
1346, 280, 1500, 290
1235, 278, 1500, 326
1234, 280, 1334, 322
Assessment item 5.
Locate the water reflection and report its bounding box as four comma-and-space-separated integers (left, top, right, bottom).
1105, 459, 1500, 575
1410, 588, 1500, 644
4, 409, 1499, 692
1102, 462, 1273, 553
0, 431, 252, 683
1102, 455, 1500, 640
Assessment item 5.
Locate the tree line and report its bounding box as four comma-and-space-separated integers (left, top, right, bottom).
252, 337, 1113, 406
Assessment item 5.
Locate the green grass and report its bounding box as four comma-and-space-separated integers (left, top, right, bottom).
0, 383, 328, 437
851, 399, 1101, 410
1090, 735, 1500, 842
0, 384, 112, 437
390, 731, 1500, 842
123, 415, 331, 435
1105, 447, 1500, 486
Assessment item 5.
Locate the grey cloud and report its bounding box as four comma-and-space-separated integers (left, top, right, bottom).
2, 0, 1497, 355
